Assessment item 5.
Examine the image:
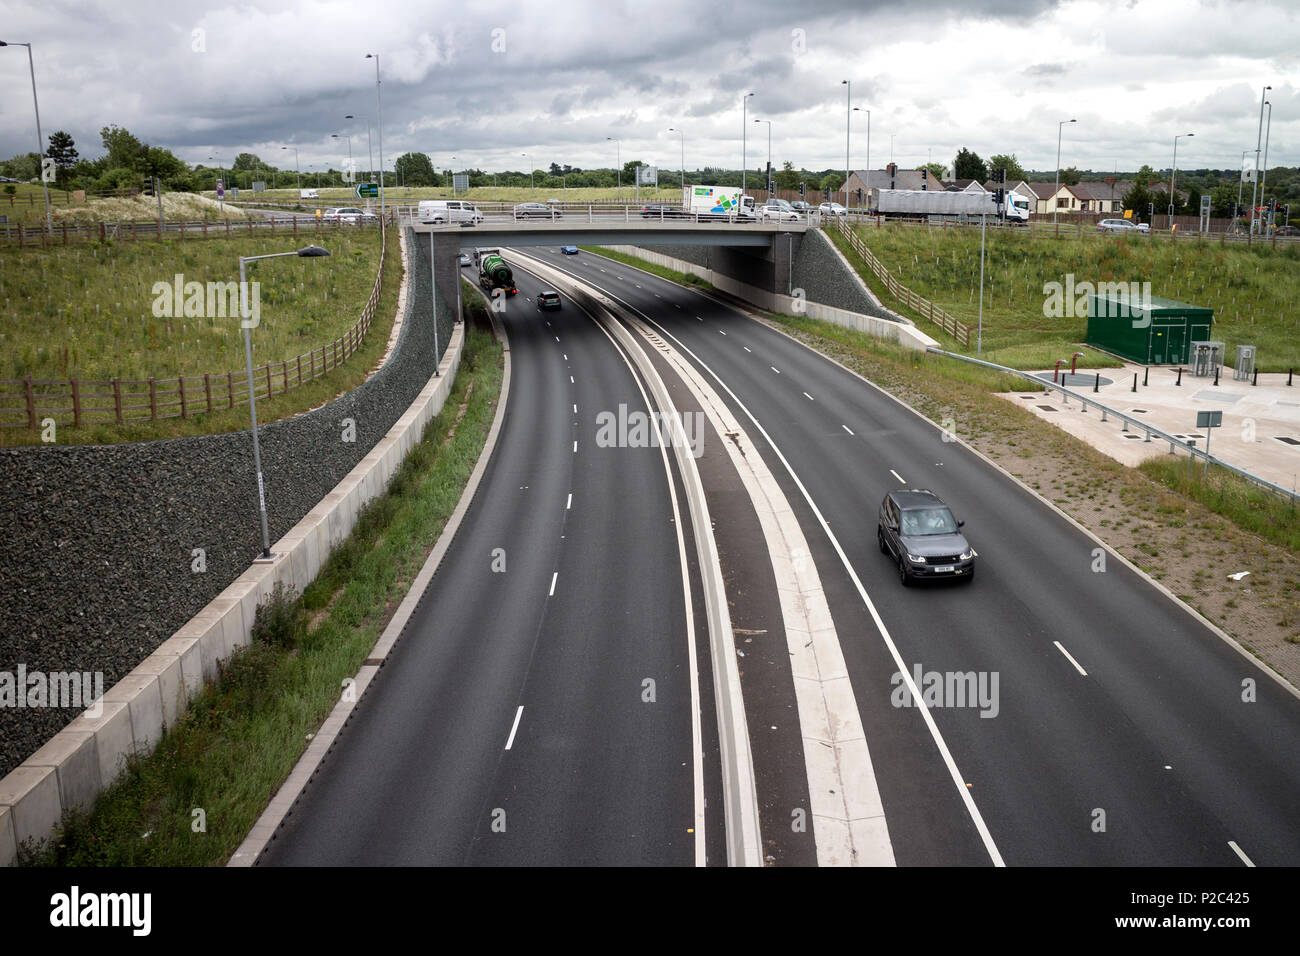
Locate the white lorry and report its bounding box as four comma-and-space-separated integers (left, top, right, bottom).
683, 185, 756, 219
876, 188, 1029, 223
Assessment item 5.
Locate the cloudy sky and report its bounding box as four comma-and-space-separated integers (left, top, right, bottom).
1, 0, 1296, 178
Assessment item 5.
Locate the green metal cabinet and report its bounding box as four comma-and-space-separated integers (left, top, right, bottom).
1086, 294, 1213, 365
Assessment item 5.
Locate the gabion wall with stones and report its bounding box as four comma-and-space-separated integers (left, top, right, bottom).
0, 227, 452, 779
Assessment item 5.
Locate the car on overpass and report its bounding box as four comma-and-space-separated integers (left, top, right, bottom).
819, 201, 847, 216
458, 253, 472, 267
513, 201, 562, 219
640, 203, 687, 218
878, 489, 976, 585
758, 199, 800, 222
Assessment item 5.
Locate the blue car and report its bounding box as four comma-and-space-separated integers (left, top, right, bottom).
560, 245, 579, 255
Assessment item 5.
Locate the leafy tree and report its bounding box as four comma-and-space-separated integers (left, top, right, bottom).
1122, 181, 1152, 222
1059, 166, 1081, 186
1133, 164, 1157, 187
393, 151, 435, 186
988, 153, 1026, 182
45, 131, 78, 187
1, 152, 41, 181
775, 160, 799, 191
100, 125, 142, 169
952, 147, 988, 182
822, 171, 846, 193
922, 162, 946, 182
134, 144, 186, 187
232, 152, 262, 171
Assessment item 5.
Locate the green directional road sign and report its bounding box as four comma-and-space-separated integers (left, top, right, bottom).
356, 183, 379, 198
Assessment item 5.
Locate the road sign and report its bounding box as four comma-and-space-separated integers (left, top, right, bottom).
1196, 410, 1222, 429
216, 179, 224, 199
356, 183, 379, 198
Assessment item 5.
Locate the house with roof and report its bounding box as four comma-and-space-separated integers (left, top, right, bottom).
1070, 181, 1135, 214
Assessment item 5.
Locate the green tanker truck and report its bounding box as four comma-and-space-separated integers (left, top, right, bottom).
475, 247, 518, 296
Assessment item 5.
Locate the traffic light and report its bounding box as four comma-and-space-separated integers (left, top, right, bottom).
920, 167, 928, 191
799, 182, 806, 197
992, 167, 1006, 184
143, 177, 154, 197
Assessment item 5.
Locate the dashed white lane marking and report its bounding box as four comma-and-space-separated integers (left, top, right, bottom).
744, 346, 752, 353
566, 493, 572, 510
549, 572, 558, 596
771, 366, 781, 374
555, 335, 560, 342
804, 392, 814, 401
842, 424, 854, 435
572, 440, 578, 453
1053, 641, 1088, 676
719, 330, 727, 336
505, 706, 524, 750
564, 353, 568, 361
570, 375, 574, 383
890, 469, 905, 483
696, 316, 703, 321
1228, 841, 1255, 866
572, 403, 577, 414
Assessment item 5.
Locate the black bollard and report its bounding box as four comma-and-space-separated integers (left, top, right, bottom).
1132, 373, 1137, 392
1253, 367, 1258, 387
1289, 368, 1293, 387
1094, 373, 1100, 393
1214, 365, 1219, 386
1176, 368, 1182, 386
1143, 367, 1149, 387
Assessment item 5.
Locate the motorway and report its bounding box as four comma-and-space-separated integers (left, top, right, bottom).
514, 245, 1300, 866
262, 243, 721, 865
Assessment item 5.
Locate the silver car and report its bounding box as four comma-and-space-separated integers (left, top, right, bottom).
512, 202, 561, 219
1097, 218, 1140, 233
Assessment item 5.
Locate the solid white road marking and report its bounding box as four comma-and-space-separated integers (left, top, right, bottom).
771, 366, 780, 374
743, 346, 752, 353
1228, 841, 1255, 866
549, 571, 558, 596
1053, 641, 1088, 676
566, 493, 572, 510
573, 440, 577, 453
890, 469, 905, 483
505, 706, 524, 750
842, 425, 854, 435
804, 392, 814, 401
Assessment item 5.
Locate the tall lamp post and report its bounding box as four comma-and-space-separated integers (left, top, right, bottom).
853, 106, 870, 208
0, 40, 51, 230
522, 153, 533, 196
345, 114, 374, 183
1260, 102, 1273, 232
1250, 85, 1271, 235
668, 127, 685, 193
754, 119, 771, 197
365, 53, 385, 222
741, 91, 755, 194
237, 245, 331, 559
1235, 148, 1250, 233
281, 146, 300, 189
1168, 132, 1193, 230
1054, 118, 1076, 227
332, 133, 353, 185
841, 80, 851, 211
607, 137, 621, 200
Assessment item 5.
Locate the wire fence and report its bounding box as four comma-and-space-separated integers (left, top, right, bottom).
0, 224, 389, 429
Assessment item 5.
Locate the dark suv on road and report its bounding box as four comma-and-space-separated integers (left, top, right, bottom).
878, 489, 976, 585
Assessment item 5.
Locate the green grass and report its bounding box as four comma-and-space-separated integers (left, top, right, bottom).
838, 221, 1300, 370
0, 228, 396, 446
581, 245, 715, 290
2, 183, 248, 224
18, 322, 504, 867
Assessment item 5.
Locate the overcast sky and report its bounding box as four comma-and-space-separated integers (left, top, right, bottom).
1, 0, 1296, 179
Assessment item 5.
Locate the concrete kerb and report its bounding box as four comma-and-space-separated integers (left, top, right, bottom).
0, 324, 467, 870
230, 308, 504, 866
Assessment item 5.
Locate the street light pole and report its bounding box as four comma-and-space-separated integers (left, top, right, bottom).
281, 146, 300, 189
668, 128, 685, 194
854, 107, 870, 208
332, 133, 353, 185
1260, 102, 1274, 231
237, 245, 331, 559
1054, 118, 1076, 227
754, 119, 771, 197
1236, 148, 1250, 233
607, 137, 620, 200
842, 80, 850, 211
366, 54, 385, 222
1169, 132, 1193, 230
0, 41, 52, 230
741, 91, 755, 194
522, 152, 533, 196
1251, 85, 1271, 235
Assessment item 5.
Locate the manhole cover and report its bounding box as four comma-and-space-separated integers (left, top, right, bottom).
1037, 405, 1058, 412
1129, 408, 1148, 414
1122, 434, 1141, 440
1276, 436, 1300, 446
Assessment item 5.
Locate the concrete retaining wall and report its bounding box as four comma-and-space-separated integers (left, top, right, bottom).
0, 226, 463, 864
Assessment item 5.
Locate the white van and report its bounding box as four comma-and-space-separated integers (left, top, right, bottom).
299, 188, 320, 199
419, 199, 483, 225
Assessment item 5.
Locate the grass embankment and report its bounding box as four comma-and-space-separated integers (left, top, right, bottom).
0, 229, 397, 446
832, 221, 1300, 370
580, 245, 715, 291
2, 183, 248, 224
19, 315, 503, 866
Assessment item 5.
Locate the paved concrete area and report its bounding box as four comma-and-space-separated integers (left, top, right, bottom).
1001, 362, 1300, 492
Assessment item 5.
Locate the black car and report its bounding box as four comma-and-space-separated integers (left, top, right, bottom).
877, 489, 976, 585
640, 203, 685, 218
536, 290, 562, 310
1274, 225, 1298, 237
